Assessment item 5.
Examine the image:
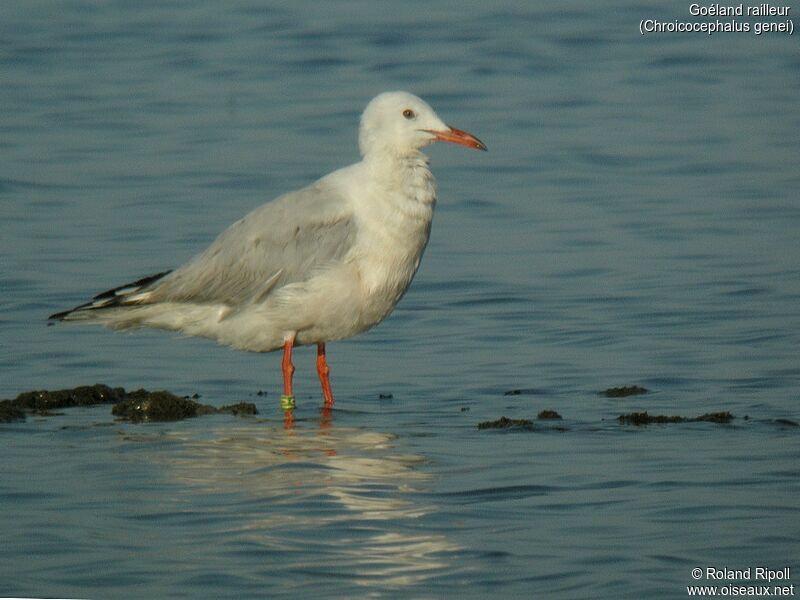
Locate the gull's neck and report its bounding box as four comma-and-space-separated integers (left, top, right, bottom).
362, 149, 437, 212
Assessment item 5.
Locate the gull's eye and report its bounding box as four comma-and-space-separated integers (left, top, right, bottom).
402, 109, 415, 119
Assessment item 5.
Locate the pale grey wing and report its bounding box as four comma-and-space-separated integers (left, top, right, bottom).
144, 183, 357, 306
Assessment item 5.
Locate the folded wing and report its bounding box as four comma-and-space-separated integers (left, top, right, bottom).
50, 180, 357, 321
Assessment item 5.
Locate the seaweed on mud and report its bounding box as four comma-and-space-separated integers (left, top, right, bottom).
0, 400, 26, 423
618, 411, 734, 425
478, 416, 535, 430
537, 410, 562, 420
1, 384, 258, 423
603, 385, 648, 398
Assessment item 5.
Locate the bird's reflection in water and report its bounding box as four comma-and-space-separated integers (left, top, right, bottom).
147, 414, 459, 590
281, 406, 333, 431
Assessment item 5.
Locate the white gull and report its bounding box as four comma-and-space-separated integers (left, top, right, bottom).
50, 91, 487, 409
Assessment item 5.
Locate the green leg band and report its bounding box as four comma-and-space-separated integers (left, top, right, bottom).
280, 395, 296, 411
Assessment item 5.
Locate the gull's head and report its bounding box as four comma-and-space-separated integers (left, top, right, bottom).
359, 91, 486, 158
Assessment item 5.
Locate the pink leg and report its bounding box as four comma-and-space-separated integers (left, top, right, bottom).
316, 342, 335, 407
281, 338, 295, 404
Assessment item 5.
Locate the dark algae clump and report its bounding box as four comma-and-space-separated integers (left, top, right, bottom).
112, 390, 215, 422
618, 412, 685, 425
13, 383, 126, 413
604, 385, 648, 398
694, 411, 735, 424
478, 416, 534, 430
0, 400, 26, 423
111, 390, 259, 422
537, 410, 562, 420
1, 383, 125, 422
618, 411, 734, 425
1, 384, 257, 423
478, 412, 569, 432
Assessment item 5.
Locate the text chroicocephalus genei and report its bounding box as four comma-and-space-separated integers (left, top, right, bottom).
49, 91, 487, 411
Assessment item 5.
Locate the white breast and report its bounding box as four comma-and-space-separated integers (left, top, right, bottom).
349, 154, 437, 321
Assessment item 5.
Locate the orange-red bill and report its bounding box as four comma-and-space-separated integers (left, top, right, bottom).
426, 126, 487, 151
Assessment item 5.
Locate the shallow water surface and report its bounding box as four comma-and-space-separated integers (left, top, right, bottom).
2, 1, 799, 598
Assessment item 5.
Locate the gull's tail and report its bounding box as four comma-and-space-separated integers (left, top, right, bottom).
48, 270, 172, 322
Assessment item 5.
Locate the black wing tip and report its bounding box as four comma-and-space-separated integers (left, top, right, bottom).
48, 300, 96, 322
92, 270, 172, 301
47, 269, 172, 322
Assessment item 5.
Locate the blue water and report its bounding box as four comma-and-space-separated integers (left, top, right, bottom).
2, 1, 799, 598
